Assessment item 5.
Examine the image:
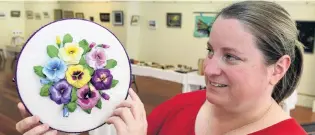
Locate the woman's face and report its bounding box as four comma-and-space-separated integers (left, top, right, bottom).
204, 17, 275, 111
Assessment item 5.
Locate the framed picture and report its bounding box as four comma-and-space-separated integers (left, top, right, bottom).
130, 15, 139, 26
90, 16, 94, 22
99, 13, 110, 22
11, 10, 20, 17
43, 12, 49, 18
63, 10, 74, 19
113, 11, 123, 26
35, 12, 41, 20
75, 12, 84, 19
26, 10, 33, 19
166, 13, 181, 28
54, 9, 63, 21
0, 12, 6, 19
148, 20, 156, 29
296, 21, 315, 53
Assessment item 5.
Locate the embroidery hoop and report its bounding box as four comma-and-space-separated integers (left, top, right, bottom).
15, 19, 131, 133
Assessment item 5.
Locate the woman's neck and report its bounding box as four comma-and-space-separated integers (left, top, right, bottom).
204, 97, 275, 135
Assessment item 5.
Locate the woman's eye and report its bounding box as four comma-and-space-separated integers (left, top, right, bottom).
223, 54, 240, 62
207, 48, 214, 55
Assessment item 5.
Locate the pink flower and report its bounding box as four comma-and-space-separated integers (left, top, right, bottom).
102, 44, 110, 48
89, 42, 96, 48
85, 47, 107, 69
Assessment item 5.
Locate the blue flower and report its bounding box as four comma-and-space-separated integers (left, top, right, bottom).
42, 57, 67, 82
40, 78, 51, 85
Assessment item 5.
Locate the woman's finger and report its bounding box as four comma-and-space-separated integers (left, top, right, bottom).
17, 102, 30, 118
43, 130, 58, 135
128, 88, 141, 102
115, 101, 140, 120
112, 107, 135, 125
23, 124, 50, 135
16, 116, 40, 133
107, 116, 127, 134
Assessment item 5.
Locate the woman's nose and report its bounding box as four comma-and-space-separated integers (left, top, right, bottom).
203, 57, 222, 76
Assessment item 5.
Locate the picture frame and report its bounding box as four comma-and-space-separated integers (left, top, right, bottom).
75, 12, 84, 19
35, 12, 41, 20
166, 13, 182, 28
11, 10, 21, 17
43, 12, 49, 18
99, 13, 110, 22
63, 10, 74, 19
148, 20, 156, 29
296, 21, 315, 53
0, 12, 6, 19
130, 15, 139, 26
113, 11, 123, 26
54, 9, 63, 21
90, 16, 94, 22
26, 10, 33, 19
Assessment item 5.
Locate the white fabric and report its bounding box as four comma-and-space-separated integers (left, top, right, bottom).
89, 65, 298, 135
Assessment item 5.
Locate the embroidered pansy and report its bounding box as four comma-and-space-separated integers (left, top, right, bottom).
49, 79, 72, 105
66, 65, 91, 88
77, 84, 100, 110
59, 42, 84, 65
90, 69, 113, 90
42, 57, 67, 82
85, 47, 107, 69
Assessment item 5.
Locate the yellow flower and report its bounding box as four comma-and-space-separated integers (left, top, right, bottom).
56, 36, 61, 45
66, 65, 91, 88
59, 43, 84, 65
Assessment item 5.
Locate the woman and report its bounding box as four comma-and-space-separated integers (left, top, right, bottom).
16, 1, 307, 135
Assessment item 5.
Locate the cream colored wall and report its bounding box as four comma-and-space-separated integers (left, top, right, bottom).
24, 1, 60, 38
59, 1, 129, 48
0, 1, 25, 48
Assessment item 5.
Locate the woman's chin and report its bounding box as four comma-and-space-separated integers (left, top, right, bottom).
205, 88, 226, 106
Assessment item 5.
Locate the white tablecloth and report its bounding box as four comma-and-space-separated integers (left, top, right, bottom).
88, 65, 298, 135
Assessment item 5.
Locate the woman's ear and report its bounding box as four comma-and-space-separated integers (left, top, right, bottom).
269, 55, 291, 85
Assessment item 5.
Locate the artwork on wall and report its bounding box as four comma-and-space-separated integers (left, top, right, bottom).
0, 12, 5, 19
26, 10, 33, 19
113, 11, 123, 26
193, 15, 215, 38
54, 9, 63, 21
90, 16, 94, 22
63, 11, 74, 19
166, 13, 181, 28
130, 15, 139, 26
43, 12, 49, 18
296, 21, 315, 53
75, 12, 84, 19
35, 13, 41, 20
11, 10, 21, 17
148, 20, 156, 29
99, 13, 110, 22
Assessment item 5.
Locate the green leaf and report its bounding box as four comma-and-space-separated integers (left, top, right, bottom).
63, 33, 73, 44
71, 87, 77, 102
105, 59, 117, 69
66, 102, 77, 112
84, 64, 94, 76
33, 66, 45, 78
79, 56, 87, 65
79, 39, 90, 54
47, 45, 59, 58
111, 79, 119, 88
83, 109, 91, 114
96, 99, 102, 109
40, 84, 52, 96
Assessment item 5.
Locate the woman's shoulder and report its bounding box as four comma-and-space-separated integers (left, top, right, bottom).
249, 118, 307, 135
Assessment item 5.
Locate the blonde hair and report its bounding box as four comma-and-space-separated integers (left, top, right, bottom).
215, 1, 304, 103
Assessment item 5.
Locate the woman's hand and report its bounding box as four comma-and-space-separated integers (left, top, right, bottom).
15, 102, 60, 135
107, 88, 147, 135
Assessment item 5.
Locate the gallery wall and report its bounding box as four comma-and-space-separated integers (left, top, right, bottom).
1, 1, 315, 107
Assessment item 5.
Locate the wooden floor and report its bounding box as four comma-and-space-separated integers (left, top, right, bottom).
0, 58, 314, 135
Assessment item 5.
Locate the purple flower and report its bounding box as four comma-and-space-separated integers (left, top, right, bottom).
49, 79, 72, 105
91, 69, 113, 90
77, 84, 100, 110
85, 47, 107, 69
102, 44, 110, 48
89, 42, 96, 48
101, 93, 110, 100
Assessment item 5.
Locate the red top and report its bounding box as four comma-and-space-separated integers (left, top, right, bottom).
147, 90, 307, 135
